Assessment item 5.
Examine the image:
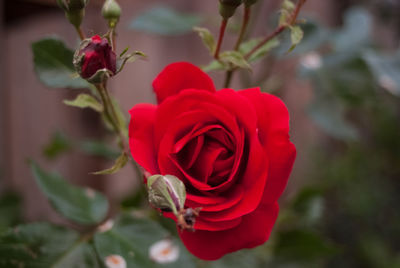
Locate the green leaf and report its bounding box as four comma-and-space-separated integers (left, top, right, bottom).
308, 95, 358, 141
30, 162, 109, 225
129, 6, 202, 36
202, 60, 226, 72
94, 213, 195, 268
32, 37, 89, 89
279, 0, 295, 26
333, 7, 371, 51
220, 51, 251, 70
274, 229, 337, 261
362, 50, 400, 97
43, 131, 71, 160
91, 152, 128, 175
0, 223, 101, 267
288, 25, 304, 52
80, 140, 120, 160
0, 192, 22, 233
239, 37, 280, 62
63, 93, 104, 112
193, 27, 216, 55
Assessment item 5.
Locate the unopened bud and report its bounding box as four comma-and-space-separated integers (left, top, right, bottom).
243, 0, 258, 7
56, 0, 89, 28
147, 175, 186, 215
219, 0, 242, 19
102, 0, 121, 28
73, 35, 117, 84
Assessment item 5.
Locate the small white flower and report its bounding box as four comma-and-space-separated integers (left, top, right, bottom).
98, 219, 114, 233
300, 52, 322, 70
105, 255, 126, 268
149, 239, 179, 264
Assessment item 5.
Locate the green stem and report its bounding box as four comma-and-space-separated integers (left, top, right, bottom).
75, 26, 85, 40
224, 70, 234, 88
214, 18, 228, 59
245, 0, 307, 60
224, 6, 252, 88
234, 6, 251, 50
96, 84, 128, 154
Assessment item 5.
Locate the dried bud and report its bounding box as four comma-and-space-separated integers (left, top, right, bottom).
56, 0, 89, 28
147, 175, 186, 215
73, 35, 117, 84
219, 0, 242, 19
102, 0, 122, 28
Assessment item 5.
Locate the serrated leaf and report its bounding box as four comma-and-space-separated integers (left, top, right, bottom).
32, 37, 89, 89
92, 152, 128, 175
288, 25, 304, 52
193, 27, 216, 55
220, 51, 251, 70
30, 161, 109, 225
202, 60, 226, 72
129, 6, 202, 36
63, 93, 104, 112
239, 37, 280, 62
0, 223, 101, 267
94, 213, 196, 268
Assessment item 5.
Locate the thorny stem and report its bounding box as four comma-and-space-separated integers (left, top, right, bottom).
245, 0, 307, 60
96, 83, 128, 154
224, 70, 234, 88
214, 18, 228, 59
224, 6, 252, 88
75, 26, 85, 40
234, 6, 251, 51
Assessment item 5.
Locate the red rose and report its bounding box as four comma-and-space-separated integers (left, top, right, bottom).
128, 62, 296, 260
73, 35, 116, 80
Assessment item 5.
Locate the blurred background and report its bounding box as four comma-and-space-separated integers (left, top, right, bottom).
1, 0, 400, 267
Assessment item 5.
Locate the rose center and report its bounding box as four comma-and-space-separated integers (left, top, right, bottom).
175, 127, 235, 187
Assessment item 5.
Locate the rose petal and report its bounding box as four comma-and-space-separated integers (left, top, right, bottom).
179, 202, 279, 260
129, 104, 159, 174
153, 62, 216, 104
239, 88, 296, 203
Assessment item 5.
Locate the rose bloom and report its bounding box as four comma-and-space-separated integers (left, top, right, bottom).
128, 62, 296, 260
74, 35, 116, 79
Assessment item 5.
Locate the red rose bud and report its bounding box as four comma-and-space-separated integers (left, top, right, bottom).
73, 35, 117, 83
102, 0, 121, 28
219, 0, 242, 19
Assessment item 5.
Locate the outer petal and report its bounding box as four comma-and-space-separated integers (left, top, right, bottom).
152, 62, 216, 104
239, 88, 296, 204
180, 202, 279, 260
129, 104, 159, 174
